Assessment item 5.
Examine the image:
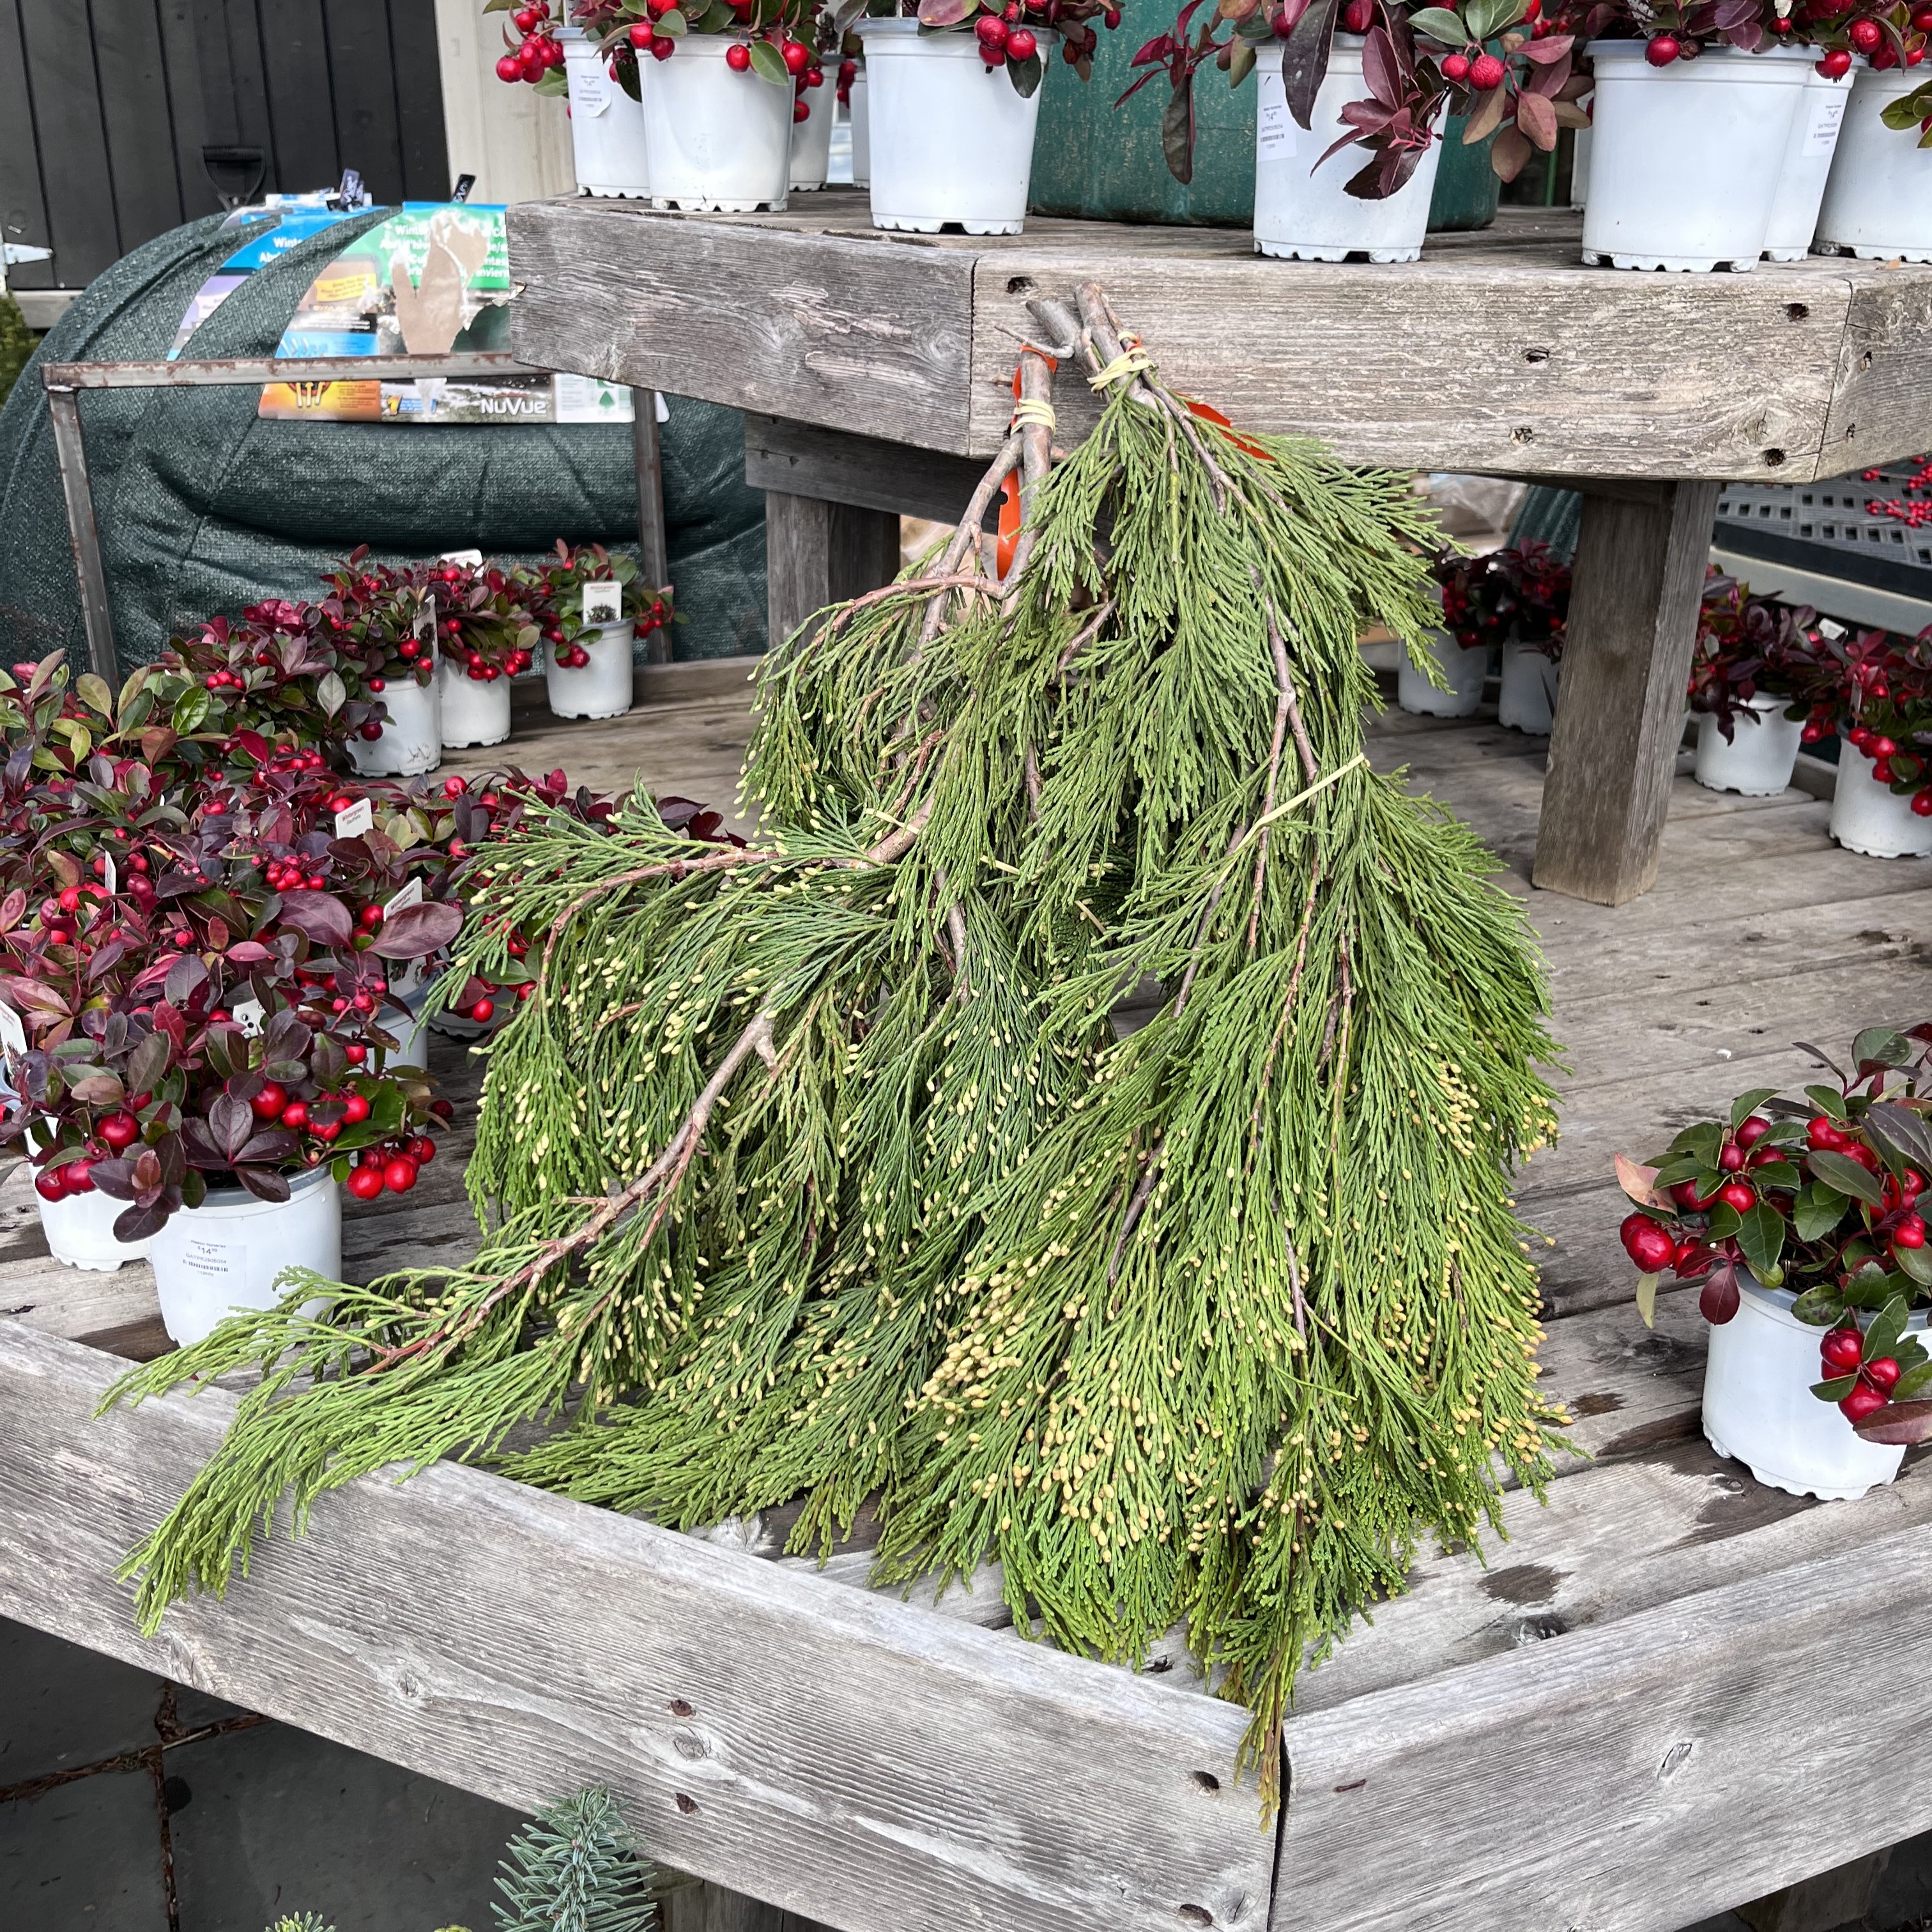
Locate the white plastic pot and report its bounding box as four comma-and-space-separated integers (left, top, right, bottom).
563, 27, 652, 197
1830, 737, 1932, 857
1253, 40, 1444, 263
1703, 1276, 1919, 1500
849, 68, 870, 185
149, 1169, 341, 1348
790, 75, 834, 189
37, 1184, 153, 1271
1692, 695, 1804, 796
856, 20, 1054, 235
1498, 641, 1558, 734
383, 992, 432, 1071
1763, 61, 1851, 259
1581, 42, 1807, 272
347, 670, 440, 778
1570, 111, 1591, 209
642, 36, 792, 213
1816, 63, 1932, 262
1397, 629, 1487, 718
439, 659, 512, 751
546, 620, 635, 720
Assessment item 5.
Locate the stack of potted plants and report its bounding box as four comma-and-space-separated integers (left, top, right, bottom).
1414, 539, 1567, 731
426, 559, 539, 753
1686, 573, 1821, 796
312, 554, 444, 778
529, 541, 673, 721
1614, 1025, 1932, 1499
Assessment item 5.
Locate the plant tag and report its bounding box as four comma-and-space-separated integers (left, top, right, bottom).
439, 548, 484, 567
177, 1234, 236, 1287
0, 1004, 24, 1057
334, 798, 375, 839
384, 877, 424, 918
1257, 70, 1296, 158
574, 58, 612, 114
101, 851, 116, 896
655, 391, 668, 424
1802, 90, 1846, 158
1818, 617, 1847, 640
231, 997, 266, 1038
583, 581, 623, 626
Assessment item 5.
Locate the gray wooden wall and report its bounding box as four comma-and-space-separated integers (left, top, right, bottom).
1, 0, 450, 293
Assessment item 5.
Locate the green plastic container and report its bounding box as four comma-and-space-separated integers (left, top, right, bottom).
1426, 114, 1501, 231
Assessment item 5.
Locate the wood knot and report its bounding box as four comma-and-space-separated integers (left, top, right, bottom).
675, 1792, 699, 1814
1190, 1770, 1221, 1794
669, 1698, 695, 1717
1658, 1741, 1696, 1782
1178, 1908, 1214, 1927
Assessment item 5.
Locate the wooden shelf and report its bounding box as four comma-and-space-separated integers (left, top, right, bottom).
5, 694, 1931, 1932
503, 197, 1932, 484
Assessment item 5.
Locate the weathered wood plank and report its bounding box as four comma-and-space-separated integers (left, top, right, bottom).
0, 1322, 1274, 1932
504, 202, 977, 450
1531, 480, 1723, 905
1272, 1507, 1932, 1932
765, 492, 901, 650
744, 415, 986, 524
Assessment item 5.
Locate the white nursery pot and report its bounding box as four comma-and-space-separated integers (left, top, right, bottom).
643, 36, 792, 212
546, 620, 635, 720
1692, 696, 1804, 796
563, 27, 652, 197
1816, 63, 1932, 262
790, 75, 834, 189
857, 20, 1054, 235
38, 1184, 153, 1271
384, 992, 431, 1071
149, 1169, 341, 1348
439, 659, 512, 751
347, 670, 440, 778
1253, 40, 1444, 263
1582, 42, 1806, 271
1397, 629, 1487, 718
1497, 641, 1558, 734
850, 69, 870, 185
1703, 1277, 1917, 1501
1830, 737, 1932, 857
1763, 61, 1851, 259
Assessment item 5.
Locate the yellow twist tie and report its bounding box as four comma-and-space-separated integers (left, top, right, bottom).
1087, 348, 1153, 390
1010, 397, 1057, 429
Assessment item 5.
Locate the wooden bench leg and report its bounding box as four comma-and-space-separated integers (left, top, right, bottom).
1531, 479, 1721, 906
765, 491, 901, 651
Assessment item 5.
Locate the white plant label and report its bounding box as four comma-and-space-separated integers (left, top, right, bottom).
1257, 72, 1296, 158
1802, 91, 1846, 158
582, 581, 624, 626
654, 391, 668, 424
334, 798, 375, 839
231, 998, 266, 1038
439, 548, 484, 567
1818, 617, 1848, 640
574, 60, 612, 114
100, 851, 116, 896
384, 877, 424, 918
178, 1236, 236, 1287
0, 1004, 24, 1057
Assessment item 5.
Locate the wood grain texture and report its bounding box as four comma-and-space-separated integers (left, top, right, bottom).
763, 492, 900, 649
504, 201, 977, 450
0, 1323, 1273, 1932
1272, 1507, 1932, 1932
744, 415, 987, 524
1533, 481, 1722, 904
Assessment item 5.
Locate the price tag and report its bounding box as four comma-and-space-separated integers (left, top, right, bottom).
1257, 70, 1296, 158
582, 581, 624, 626
439, 548, 484, 567
334, 798, 375, 839
100, 851, 116, 896
231, 998, 266, 1038
384, 877, 424, 918
176, 1234, 236, 1289
1818, 617, 1848, 640
0, 1004, 25, 1057
1802, 89, 1846, 158
574, 60, 612, 115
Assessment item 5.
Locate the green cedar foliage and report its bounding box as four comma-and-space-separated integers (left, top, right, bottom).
106, 289, 1563, 1809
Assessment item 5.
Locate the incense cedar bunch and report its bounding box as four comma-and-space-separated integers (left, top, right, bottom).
104, 286, 1565, 1806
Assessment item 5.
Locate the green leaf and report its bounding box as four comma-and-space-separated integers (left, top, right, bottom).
316, 671, 346, 718
1705, 1201, 1743, 1240
1805, 1084, 1847, 1121
1809, 1147, 1883, 1207
1161, 75, 1195, 183
747, 36, 789, 82
656, 8, 687, 33
1651, 1153, 1705, 1188
1464, 0, 1522, 40
1894, 1334, 1928, 1371
1812, 1374, 1857, 1402
1843, 1268, 1904, 1310
1735, 1200, 1785, 1280
171, 686, 211, 736
1791, 1285, 1846, 1327
1671, 1122, 1722, 1165
533, 66, 568, 94
1866, 1100, 1932, 1176
76, 672, 115, 717
1009, 47, 1043, 96
1853, 1026, 1913, 1073
1897, 1239, 1932, 1288
482, 0, 513, 11
1866, 1293, 1912, 1364
1408, 4, 1467, 38
1227, 36, 1255, 84
1750, 1158, 1802, 1193
1793, 1181, 1850, 1241
1729, 1088, 1778, 1130
1898, 1360, 1932, 1399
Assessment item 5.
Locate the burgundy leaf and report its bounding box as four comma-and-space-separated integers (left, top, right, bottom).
233, 1165, 292, 1204
235, 1129, 300, 1167
370, 900, 464, 960
114, 1196, 176, 1243
88, 1157, 139, 1201
1699, 1261, 1742, 1324
278, 889, 355, 948
1854, 1399, 1932, 1446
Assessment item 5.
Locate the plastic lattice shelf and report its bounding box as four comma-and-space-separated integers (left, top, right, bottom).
1714, 463, 1932, 604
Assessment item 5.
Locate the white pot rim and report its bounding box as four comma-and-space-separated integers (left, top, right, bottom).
856, 17, 1060, 47
1586, 38, 1813, 78
192, 1165, 335, 1216
1736, 1273, 1932, 1337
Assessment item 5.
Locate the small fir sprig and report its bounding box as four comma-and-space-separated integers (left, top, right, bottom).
493, 1787, 655, 1932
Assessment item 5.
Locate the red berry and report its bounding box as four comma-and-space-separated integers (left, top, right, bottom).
98, 1111, 139, 1151
1735, 1115, 1770, 1148
976, 13, 1008, 50
628, 20, 652, 45
60, 1160, 95, 1193
1646, 32, 1681, 64
1341, 0, 1374, 28
781, 36, 809, 72
280, 1100, 309, 1130
342, 1092, 372, 1124
1469, 50, 1505, 87
1873, 736, 1898, 759
650, 33, 675, 58
1818, 48, 1853, 75
346, 1164, 385, 1200
1006, 25, 1037, 57
1895, 1213, 1927, 1249
1717, 1180, 1756, 1214
1821, 1328, 1865, 1374
1841, 1383, 1889, 1423
469, 998, 495, 1024
1850, 17, 1883, 51
251, 1082, 288, 1120
1719, 1142, 1745, 1172
1441, 51, 1469, 79
793, 96, 810, 119
496, 52, 523, 80
442, 776, 468, 798
1807, 1116, 1843, 1149
1867, 1354, 1904, 1392
383, 1155, 420, 1193
410, 1136, 436, 1163
1912, 790, 1932, 817
1672, 1178, 1721, 1210
33, 1167, 67, 1202
1913, 6, 1932, 27
725, 40, 751, 68
1620, 1213, 1677, 1273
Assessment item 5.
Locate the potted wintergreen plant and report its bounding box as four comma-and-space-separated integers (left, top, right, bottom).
1687, 574, 1820, 797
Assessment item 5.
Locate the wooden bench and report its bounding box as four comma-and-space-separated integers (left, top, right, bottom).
503, 195, 1932, 907
3, 690, 1929, 1932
